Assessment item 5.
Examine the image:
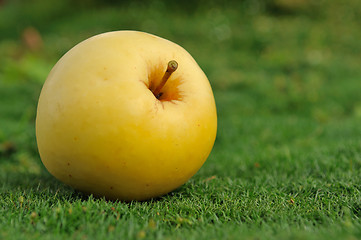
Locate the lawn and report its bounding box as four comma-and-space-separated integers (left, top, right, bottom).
1, 0, 361, 239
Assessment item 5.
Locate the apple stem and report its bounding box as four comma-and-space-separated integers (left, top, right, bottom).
153, 60, 178, 99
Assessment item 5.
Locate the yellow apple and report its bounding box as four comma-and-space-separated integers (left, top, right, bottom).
36, 31, 217, 201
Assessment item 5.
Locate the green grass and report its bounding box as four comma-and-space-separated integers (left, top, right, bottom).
1, 0, 361, 239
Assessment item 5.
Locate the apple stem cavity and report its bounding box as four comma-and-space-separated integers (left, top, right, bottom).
153, 60, 178, 99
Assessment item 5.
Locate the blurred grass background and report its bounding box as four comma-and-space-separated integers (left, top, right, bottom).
1, 0, 361, 239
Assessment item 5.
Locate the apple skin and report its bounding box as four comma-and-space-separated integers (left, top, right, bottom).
36, 31, 217, 201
